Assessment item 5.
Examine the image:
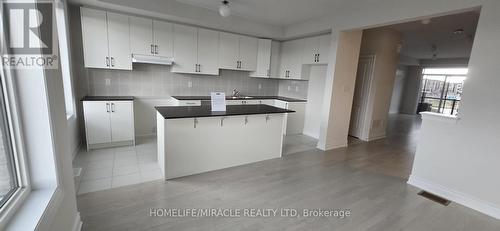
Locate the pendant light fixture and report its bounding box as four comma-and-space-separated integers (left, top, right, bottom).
219, 0, 231, 17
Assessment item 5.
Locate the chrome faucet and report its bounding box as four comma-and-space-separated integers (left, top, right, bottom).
232, 89, 240, 97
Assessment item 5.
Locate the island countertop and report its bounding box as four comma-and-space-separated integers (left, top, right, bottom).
155, 104, 295, 119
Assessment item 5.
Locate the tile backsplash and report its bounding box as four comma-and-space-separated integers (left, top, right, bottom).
85, 64, 284, 97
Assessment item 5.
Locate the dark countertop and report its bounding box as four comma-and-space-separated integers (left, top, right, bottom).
81, 96, 134, 101
156, 104, 295, 119
171, 95, 307, 102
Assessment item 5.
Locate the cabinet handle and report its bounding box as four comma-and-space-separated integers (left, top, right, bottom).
155, 45, 158, 54
195, 64, 198, 72
106, 57, 110, 67
111, 57, 115, 67
111, 103, 115, 112
198, 64, 201, 73
239, 61, 242, 69
106, 102, 110, 112
194, 118, 198, 128
151, 44, 154, 54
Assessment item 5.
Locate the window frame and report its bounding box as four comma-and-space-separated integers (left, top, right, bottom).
0, 3, 32, 228
420, 68, 468, 115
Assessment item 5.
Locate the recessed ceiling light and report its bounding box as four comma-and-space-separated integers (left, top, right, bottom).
219, 0, 231, 18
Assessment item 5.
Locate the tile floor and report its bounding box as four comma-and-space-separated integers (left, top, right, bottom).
73, 136, 162, 195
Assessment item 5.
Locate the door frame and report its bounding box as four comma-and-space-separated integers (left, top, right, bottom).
350, 54, 376, 141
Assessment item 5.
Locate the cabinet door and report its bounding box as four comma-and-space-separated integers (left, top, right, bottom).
302, 37, 319, 64
172, 24, 198, 74
317, 34, 331, 64
107, 12, 132, 70
80, 8, 109, 69
250, 39, 271, 78
238, 35, 258, 71
218, 32, 239, 70
270, 41, 281, 78
287, 39, 304, 79
130, 16, 153, 55
286, 102, 305, 135
110, 101, 134, 142
83, 101, 111, 144
279, 41, 291, 79
197, 28, 219, 75
153, 20, 174, 57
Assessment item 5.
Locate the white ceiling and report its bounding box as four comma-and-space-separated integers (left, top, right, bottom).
175, 0, 348, 26
385, 10, 480, 60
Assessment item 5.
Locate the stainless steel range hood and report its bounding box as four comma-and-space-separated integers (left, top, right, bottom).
132, 54, 173, 65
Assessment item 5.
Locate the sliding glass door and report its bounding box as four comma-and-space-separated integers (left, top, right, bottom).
420, 68, 467, 115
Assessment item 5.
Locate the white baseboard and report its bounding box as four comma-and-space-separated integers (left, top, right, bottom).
72, 212, 82, 231
365, 134, 386, 141
302, 131, 319, 140
317, 141, 348, 151
136, 133, 156, 138
408, 175, 500, 220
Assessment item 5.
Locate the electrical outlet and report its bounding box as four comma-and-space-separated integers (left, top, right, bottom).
287, 86, 291, 91
295, 86, 299, 92
258, 83, 262, 90
105, 78, 110, 86
188, 81, 192, 88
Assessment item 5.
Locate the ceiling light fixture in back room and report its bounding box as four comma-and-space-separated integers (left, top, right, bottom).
219, 0, 231, 17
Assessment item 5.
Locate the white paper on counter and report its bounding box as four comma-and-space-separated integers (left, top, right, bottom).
211, 92, 226, 111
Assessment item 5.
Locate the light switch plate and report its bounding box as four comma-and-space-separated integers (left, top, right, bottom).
105, 78, 110, 86
188, 81, 192, 88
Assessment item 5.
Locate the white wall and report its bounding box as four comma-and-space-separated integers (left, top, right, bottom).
358, 28, 401, 140
389, 66, 407, 114
399, 66, 423, 115
312, 0, 500, 219
303, 66, 327, 139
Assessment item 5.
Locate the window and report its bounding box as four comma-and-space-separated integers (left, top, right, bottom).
419, 68, 467, 115
55, 1, 76, 119
0, 79, 19, 209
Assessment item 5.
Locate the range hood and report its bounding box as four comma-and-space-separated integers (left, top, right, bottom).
132, 54, 173, 65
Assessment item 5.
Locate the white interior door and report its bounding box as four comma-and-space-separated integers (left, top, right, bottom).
110, 101, 134, 142
197, 28, 219, 75
80, 8, 109, 69
172, 24, 198, 74
84, 101, 111, 144
349, 56, 374, 139
218, 32, 239, 70
238, 35, 258, 71
107, 12, 132, 70
153, 20, 174, 57
130, 16, 153, 55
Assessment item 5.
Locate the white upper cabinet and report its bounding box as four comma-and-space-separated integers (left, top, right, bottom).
301, 34, 331, 65
219, 32, 239, 69
218, 32, 257, 71
172, 24, 198, 74
197, 28, 219, 75
81, 8, 131, 70
172, 25, 219, 75
250, 39, 272, 78
81, 8, 109, 69
317, 34, 331, 64
238, 35, 258, 71
269, 41, 281, 78
130, 17, 173, 57
153, 20, 174, 57
107, 12, 132, 70
130, 16, 153, 55
279, 39, 304, 79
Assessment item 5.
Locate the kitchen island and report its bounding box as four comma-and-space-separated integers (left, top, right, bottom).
156, 104, 294, 179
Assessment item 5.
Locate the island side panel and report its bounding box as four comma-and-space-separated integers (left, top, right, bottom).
156, 112, 166, 178
164, 114, 284, 179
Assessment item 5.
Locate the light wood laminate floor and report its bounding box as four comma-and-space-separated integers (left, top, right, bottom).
77, 114, 500, 230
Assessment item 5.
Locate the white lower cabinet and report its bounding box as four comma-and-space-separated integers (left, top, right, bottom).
273, 100, 306, 135
83, 100, 135, 150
